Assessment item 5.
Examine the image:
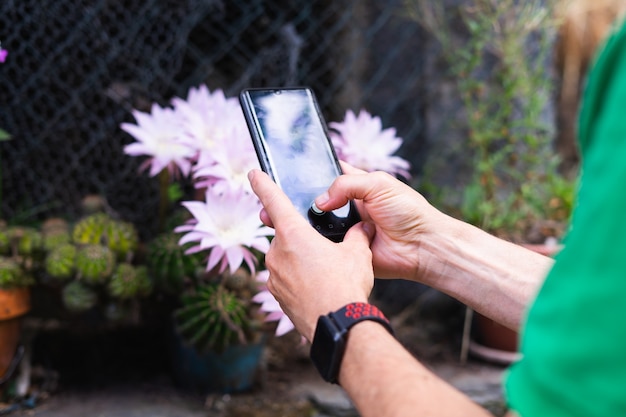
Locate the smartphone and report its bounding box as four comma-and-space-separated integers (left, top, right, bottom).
239, 87, 361, 242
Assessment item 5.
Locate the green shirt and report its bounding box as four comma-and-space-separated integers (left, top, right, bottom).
506, 19, 626, 416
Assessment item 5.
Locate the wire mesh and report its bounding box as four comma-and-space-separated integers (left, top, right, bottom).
0, 0, 427, 237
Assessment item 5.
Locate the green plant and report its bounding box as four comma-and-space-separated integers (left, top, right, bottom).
49, 210, 150, 315
174, 279, 258, 353
107, 263, 151, 299
146, 232, 202, 294
406, 0, 576, 242
62, 280, 98, 312
45, 243, 77, 280
0, 222, 40, 289
75, 244, 116, 284
0, 257, 33, 289
0, 198, 152, 318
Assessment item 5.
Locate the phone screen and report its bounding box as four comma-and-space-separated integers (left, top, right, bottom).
240, 87, 360, 241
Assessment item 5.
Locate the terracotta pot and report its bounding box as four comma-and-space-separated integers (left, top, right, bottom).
468, 312, 521, 365
468, 242, 562, 364
473, 312, 518, 352
0, 287, 31, 379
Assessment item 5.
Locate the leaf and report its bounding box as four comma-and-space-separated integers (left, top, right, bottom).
167, 183, 184, 203
0, 129, 11, 141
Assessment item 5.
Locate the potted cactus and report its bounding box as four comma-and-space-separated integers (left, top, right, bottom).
145, 227, 271, 393
121, 85, 282, 394
120, 83, 413, 392
166, 264, 269, 394
0, 222, 37, 383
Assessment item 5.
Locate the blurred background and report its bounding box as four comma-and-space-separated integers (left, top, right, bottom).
2, 0, 626, 415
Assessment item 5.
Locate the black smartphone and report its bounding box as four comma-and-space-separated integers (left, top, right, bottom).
239, 87, 361, 242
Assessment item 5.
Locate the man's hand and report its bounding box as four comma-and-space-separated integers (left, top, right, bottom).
314, 163, 449, 281
248, 169, 376, 341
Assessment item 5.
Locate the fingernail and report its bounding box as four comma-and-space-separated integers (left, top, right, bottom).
247, 170, 256, 182
315, 191, 329, 206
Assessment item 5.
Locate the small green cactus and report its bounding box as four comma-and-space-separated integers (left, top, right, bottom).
174, 283, 252, 353
43, 228, 72, 252
72, 214, 138, 261
146, 233, 201, 294
42, 218, 70, 234
75, 244, 116, 284
0, 256, 34, 288
80, 195, 107, 214
45, 243, 77, 280
62, 281, 98, 312
8, 226, 43, 257
108, 263, 152, 299
104, 220, 138, 261
42, 218, 71, 251
72, 213, 110, 245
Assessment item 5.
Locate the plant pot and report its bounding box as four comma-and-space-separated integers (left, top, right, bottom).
170, 329, 266, 394
467, 242, 561, 364
0, 287, 30, 380
469, 312, 521, 365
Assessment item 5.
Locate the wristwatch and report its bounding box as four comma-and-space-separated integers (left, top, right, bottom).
310, 302, 394, 384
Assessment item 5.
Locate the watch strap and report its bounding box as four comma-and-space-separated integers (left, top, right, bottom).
329, 302, 394, 336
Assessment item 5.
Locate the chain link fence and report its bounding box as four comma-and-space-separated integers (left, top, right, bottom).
1, 0, 429, 237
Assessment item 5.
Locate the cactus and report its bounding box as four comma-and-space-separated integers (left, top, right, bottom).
174, 283, 252, 353
80, 195, 107, 214
42, 218, 71, 251
75, 244, 116, 284
0, 222, 9, 255
72, 213, 110, 245
108, 263, 152, 299
72, 213, 138, 261
146, 233, 201, 293
45, 243, 77, 280
104, 220, 139, 261
8, 226, 43, 257
62, 281, 98, 312
42, 218, 69, 234
0, 256, 34, 288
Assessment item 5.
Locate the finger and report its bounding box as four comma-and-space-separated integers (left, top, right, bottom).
248, 169, 305, 229
343, 221, 376, 251
339, 160, 368, 175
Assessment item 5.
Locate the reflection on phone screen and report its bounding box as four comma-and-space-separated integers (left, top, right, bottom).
251, 90, 341, 217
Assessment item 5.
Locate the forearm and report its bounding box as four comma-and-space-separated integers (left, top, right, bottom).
339, 321, 493, 417
417, 215, 554, 330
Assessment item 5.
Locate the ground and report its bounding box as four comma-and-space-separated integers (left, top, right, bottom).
1, 291, 510, 417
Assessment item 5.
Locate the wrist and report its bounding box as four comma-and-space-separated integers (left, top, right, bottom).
310, 302, 393, 384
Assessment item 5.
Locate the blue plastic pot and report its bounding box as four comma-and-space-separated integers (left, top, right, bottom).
171, 332, 266, 394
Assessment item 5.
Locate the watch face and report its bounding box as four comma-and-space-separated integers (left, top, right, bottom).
310, 315, 346, 383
